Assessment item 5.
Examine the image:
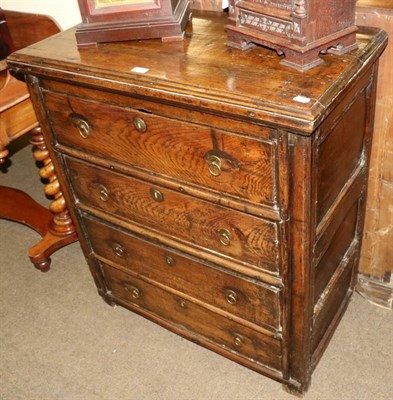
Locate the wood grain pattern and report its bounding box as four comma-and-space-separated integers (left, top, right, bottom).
357, 0, 392, 9
101, 262, 283, 372
44, 90, 278, 208
0, 93, 37, 146
2, 9, 60, 52
7, 14, 387, 133
312, 258, 354, 351
356, 0, 393, 293
314, 202, 359, 304
316, 89, 368, 223
83, 214, 281, 331
190, 0, 223, 12
66, 156, 281, 274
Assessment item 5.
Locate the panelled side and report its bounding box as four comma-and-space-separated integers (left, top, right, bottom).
311, 63, 378, 366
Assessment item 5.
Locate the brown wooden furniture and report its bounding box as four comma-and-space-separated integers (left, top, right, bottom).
190, 0, 223, 12
0, 10, 77, 271
355, 0, 393, 309
75, 0, 192, 46
226, 0, 358, 71
7, 12, 387, 394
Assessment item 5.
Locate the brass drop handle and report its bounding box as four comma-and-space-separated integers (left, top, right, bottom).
75, 118, 90, 138
207, 155, 222, 177
113, 243, 125, 258
219, 228, 232, 246
234, 334, 244, 347
150, 187, 164, 202
98, 184, 110, 202
134, 116, 147, 133
125, 285, 141, 299
165, 255, 176, 266
225, 289, 238, 305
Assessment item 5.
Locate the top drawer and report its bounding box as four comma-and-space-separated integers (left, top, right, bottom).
43, 90, 278, 209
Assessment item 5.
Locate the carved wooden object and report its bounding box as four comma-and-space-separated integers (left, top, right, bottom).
7, 13, 387, 393
0, 9, 77, 271
226, 0, 358, 70
26, 127, 78, 271
75, 0, 192, 46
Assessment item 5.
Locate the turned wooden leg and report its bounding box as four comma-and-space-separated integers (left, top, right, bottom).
28, 126, 78, 271
0, 146, 9, 165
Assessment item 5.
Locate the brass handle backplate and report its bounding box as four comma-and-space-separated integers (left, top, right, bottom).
150, 187, 164, 202
165, 255, 176, 266
233, 334, 244, 347
219, 228, 232, 246
76, 118, 90, 139
113, 243, 125, 258
134, 117, 147, 133
178, 298, 187, 308
98, 184, 110, 202
207, 155, 222, 177
125, 285, 141, 299
226, 289, 238, 305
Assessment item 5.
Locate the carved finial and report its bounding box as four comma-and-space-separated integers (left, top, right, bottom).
294, 0, 307, 18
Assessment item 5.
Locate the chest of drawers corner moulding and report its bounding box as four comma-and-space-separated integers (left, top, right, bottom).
7, 12, 387, 395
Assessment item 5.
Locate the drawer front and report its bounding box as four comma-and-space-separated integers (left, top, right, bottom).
45, 91, 277, 207
82, 214, 281, 331
66, 157, 281, 274
100, 262, 283, 372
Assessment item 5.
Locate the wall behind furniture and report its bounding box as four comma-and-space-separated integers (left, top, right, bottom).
355, 0, 393, 309
0, 0, 82, 30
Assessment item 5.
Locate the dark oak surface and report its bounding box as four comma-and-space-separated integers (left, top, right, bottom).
7, 11, 387, 395
75, 0, 192, 46
82, 214, 281, 331
7, 12, 386, 132
43, 89, 277, 207
65, 156, 281, 275
226, 0, 358, 71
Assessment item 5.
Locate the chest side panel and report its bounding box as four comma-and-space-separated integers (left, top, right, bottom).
310, 66, 378, 363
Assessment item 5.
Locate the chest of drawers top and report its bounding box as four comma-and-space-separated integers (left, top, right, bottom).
7, 12, 386, 135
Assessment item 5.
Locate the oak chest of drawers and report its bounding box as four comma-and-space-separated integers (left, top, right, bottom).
7, 12, 387, 394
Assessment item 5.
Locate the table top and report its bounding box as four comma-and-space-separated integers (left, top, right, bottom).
357, 0, 393, 11
7, 11, 387, 134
